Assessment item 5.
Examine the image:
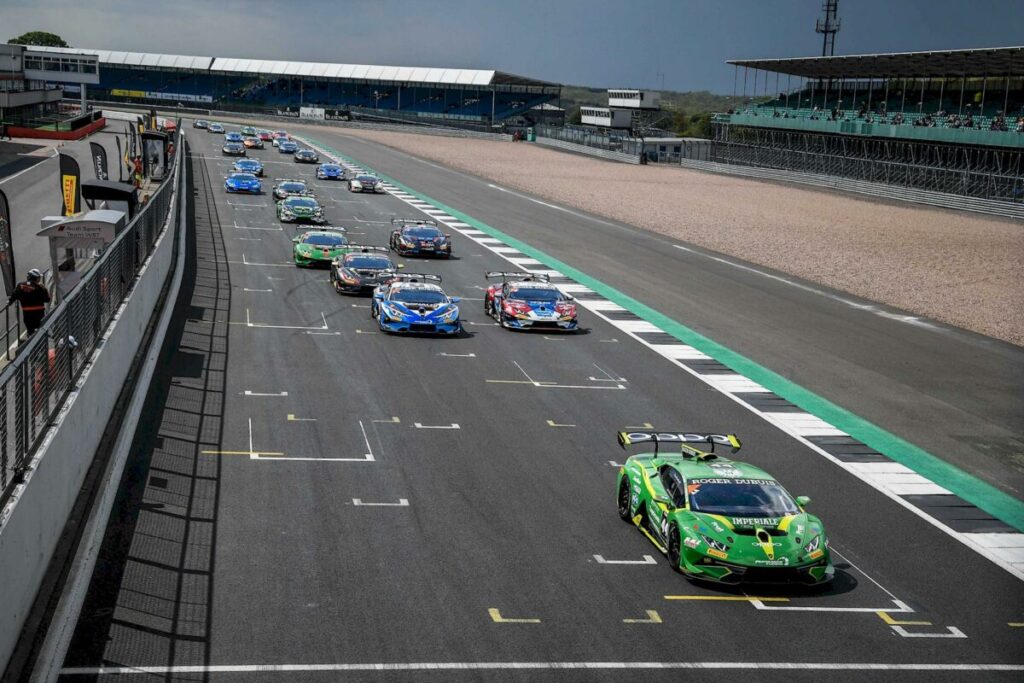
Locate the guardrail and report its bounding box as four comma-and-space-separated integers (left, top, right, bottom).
0, 131, 182, 506
677, 158, 1024, 220
533, 136, 641, 164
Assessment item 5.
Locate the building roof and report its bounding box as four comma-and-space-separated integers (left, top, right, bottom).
40, 46, 553, 87
728, 46, 1024, 79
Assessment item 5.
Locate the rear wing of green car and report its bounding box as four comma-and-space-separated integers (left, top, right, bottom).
617, 431, 742, 456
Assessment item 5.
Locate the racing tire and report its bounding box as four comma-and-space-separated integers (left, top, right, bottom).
498, 311, 510, 329
617, 478, 632, 522
667, 525, 684, 573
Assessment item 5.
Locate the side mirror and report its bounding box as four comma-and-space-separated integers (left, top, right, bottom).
796, 495, 811, 508
291, 236, 300, 243
652, 496, 673, 507
445, 234, 452, 239
566, 295, 575, 302
450, 297, 461, 304
396, 263, 405, 269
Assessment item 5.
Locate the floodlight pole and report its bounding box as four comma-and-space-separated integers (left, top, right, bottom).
980, 75, 987, 117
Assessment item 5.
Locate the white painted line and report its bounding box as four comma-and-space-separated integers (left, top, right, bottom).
474, 237, 502, 244
610, 319, 662, 333
608, 460, 625, 467
762, 412, 847, 437
59, 662, 1024, 675
243, 288, 272, 292
491, 247, 523, 254
507, 257, 544, 267
352, 498, 409, 506
701, 373, 770, 393
413, 423, 461, 429
244, 309, 330, 331
750, 598, 915, 614
306, 331, 342, 336
440, 352, 476, 357
891, 625, 968, 639
0, 148, 57, 185
237, 237, 262, 241
244, 391, 288, 397
649, 344, 711, 360
673, 245, 942, 332
580, 299, 626, 312
962, 533, 1024, 549
593, 554, 657, 565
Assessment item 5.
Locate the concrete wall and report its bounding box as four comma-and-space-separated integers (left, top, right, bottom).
0, 158, 181, 670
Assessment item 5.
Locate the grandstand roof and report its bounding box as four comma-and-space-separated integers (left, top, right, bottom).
40, 46, 553, 87
728, 46, 1024, 79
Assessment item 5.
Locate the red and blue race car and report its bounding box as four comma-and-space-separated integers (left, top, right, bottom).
484, 272, 579, 332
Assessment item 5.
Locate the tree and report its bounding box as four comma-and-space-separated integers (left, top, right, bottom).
8, 31, 69, 48
568, 107, 582, 125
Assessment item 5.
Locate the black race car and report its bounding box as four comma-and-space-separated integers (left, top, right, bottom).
222, 142, 246, 156
294, 149, 320, 164
330, 246, 401, 294
388, 219, 452, 258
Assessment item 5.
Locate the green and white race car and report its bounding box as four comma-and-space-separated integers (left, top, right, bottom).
616, 431, 833, 586
292, 228, 350, 267
277, 195, 326, 224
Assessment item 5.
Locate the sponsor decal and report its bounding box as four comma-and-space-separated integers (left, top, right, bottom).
684, 537, 701, 549
755, 559, 790, 566
808, 549, 825, 560
706, 548, 728, 560
709, 520, 725, 533
731, 517, 779, 527
708, 462, 743, 477
61, 175, 77, 217
689, 478, 776, 486
0, 189, 14, 296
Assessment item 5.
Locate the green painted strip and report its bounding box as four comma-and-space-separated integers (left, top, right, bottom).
310, 137, 1024, 533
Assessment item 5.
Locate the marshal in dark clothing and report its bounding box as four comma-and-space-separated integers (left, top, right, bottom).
9, 269, 51, 334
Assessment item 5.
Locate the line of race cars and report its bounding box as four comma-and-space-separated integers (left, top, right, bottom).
209, 122, 833, 587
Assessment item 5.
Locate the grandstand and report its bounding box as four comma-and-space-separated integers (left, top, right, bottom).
37, 46, 561, 128
712, 47, 1024, 203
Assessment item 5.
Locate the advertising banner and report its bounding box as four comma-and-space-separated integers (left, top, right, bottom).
0, 189, 15, 296
299, 106, 326, 120
58, 153, 82, 217
89, 141, 109, 180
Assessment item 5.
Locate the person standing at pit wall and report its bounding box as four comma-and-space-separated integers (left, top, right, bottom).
9, 269, 51, 335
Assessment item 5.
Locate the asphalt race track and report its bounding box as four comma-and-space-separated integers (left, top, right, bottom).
58, 122, 1024, 680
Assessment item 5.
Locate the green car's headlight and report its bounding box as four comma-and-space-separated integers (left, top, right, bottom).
700, 535, 729, 553
804, 535, 821, 554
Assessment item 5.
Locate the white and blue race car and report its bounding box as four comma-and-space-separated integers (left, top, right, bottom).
316, 163, 345, 180
224, 172, 262, 194
371, 274, 462, 335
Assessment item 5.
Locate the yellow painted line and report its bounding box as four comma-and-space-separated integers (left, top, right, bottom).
664, 595, 790, 602
372, 416, 401, 424
546, 419, 576, 428
876, 611, 932, 626
488, 608, 540, 624
200, 450, 285, 456
287, 414, 316, 422
622, 610, 662, 624
636, 524, 666, 554
624, 422, 654, 429
1008, 622, 1024, 627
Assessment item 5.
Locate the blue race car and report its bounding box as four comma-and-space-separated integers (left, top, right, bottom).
279, 140, 299, 154
371, 274, 462, 335
225, 172, 262, 194
316, 163, 344, 180
388, 219, 452, 258
224, 132, 244, 143
233, 158, 264, 177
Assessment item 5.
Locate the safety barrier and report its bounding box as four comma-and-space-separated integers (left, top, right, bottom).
534, 136, 641, 164
677, 158, 1024, 219
0, 130, 181, 506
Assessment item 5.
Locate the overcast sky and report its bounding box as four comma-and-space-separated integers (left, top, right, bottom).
2, 0, 1021, 92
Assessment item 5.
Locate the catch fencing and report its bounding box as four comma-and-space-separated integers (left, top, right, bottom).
0, 129, 183, 505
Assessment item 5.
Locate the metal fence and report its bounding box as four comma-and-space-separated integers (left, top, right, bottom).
535, 125, 644, 155
0, 130, 184, 505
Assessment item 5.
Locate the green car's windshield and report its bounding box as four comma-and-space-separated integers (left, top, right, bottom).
687, 478, 798, 517
303, 234, 346, 247
286, 198, 318, 209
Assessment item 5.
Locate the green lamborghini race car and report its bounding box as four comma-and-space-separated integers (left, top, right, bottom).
292, 229, 350, 267
616, 431, 833, 586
